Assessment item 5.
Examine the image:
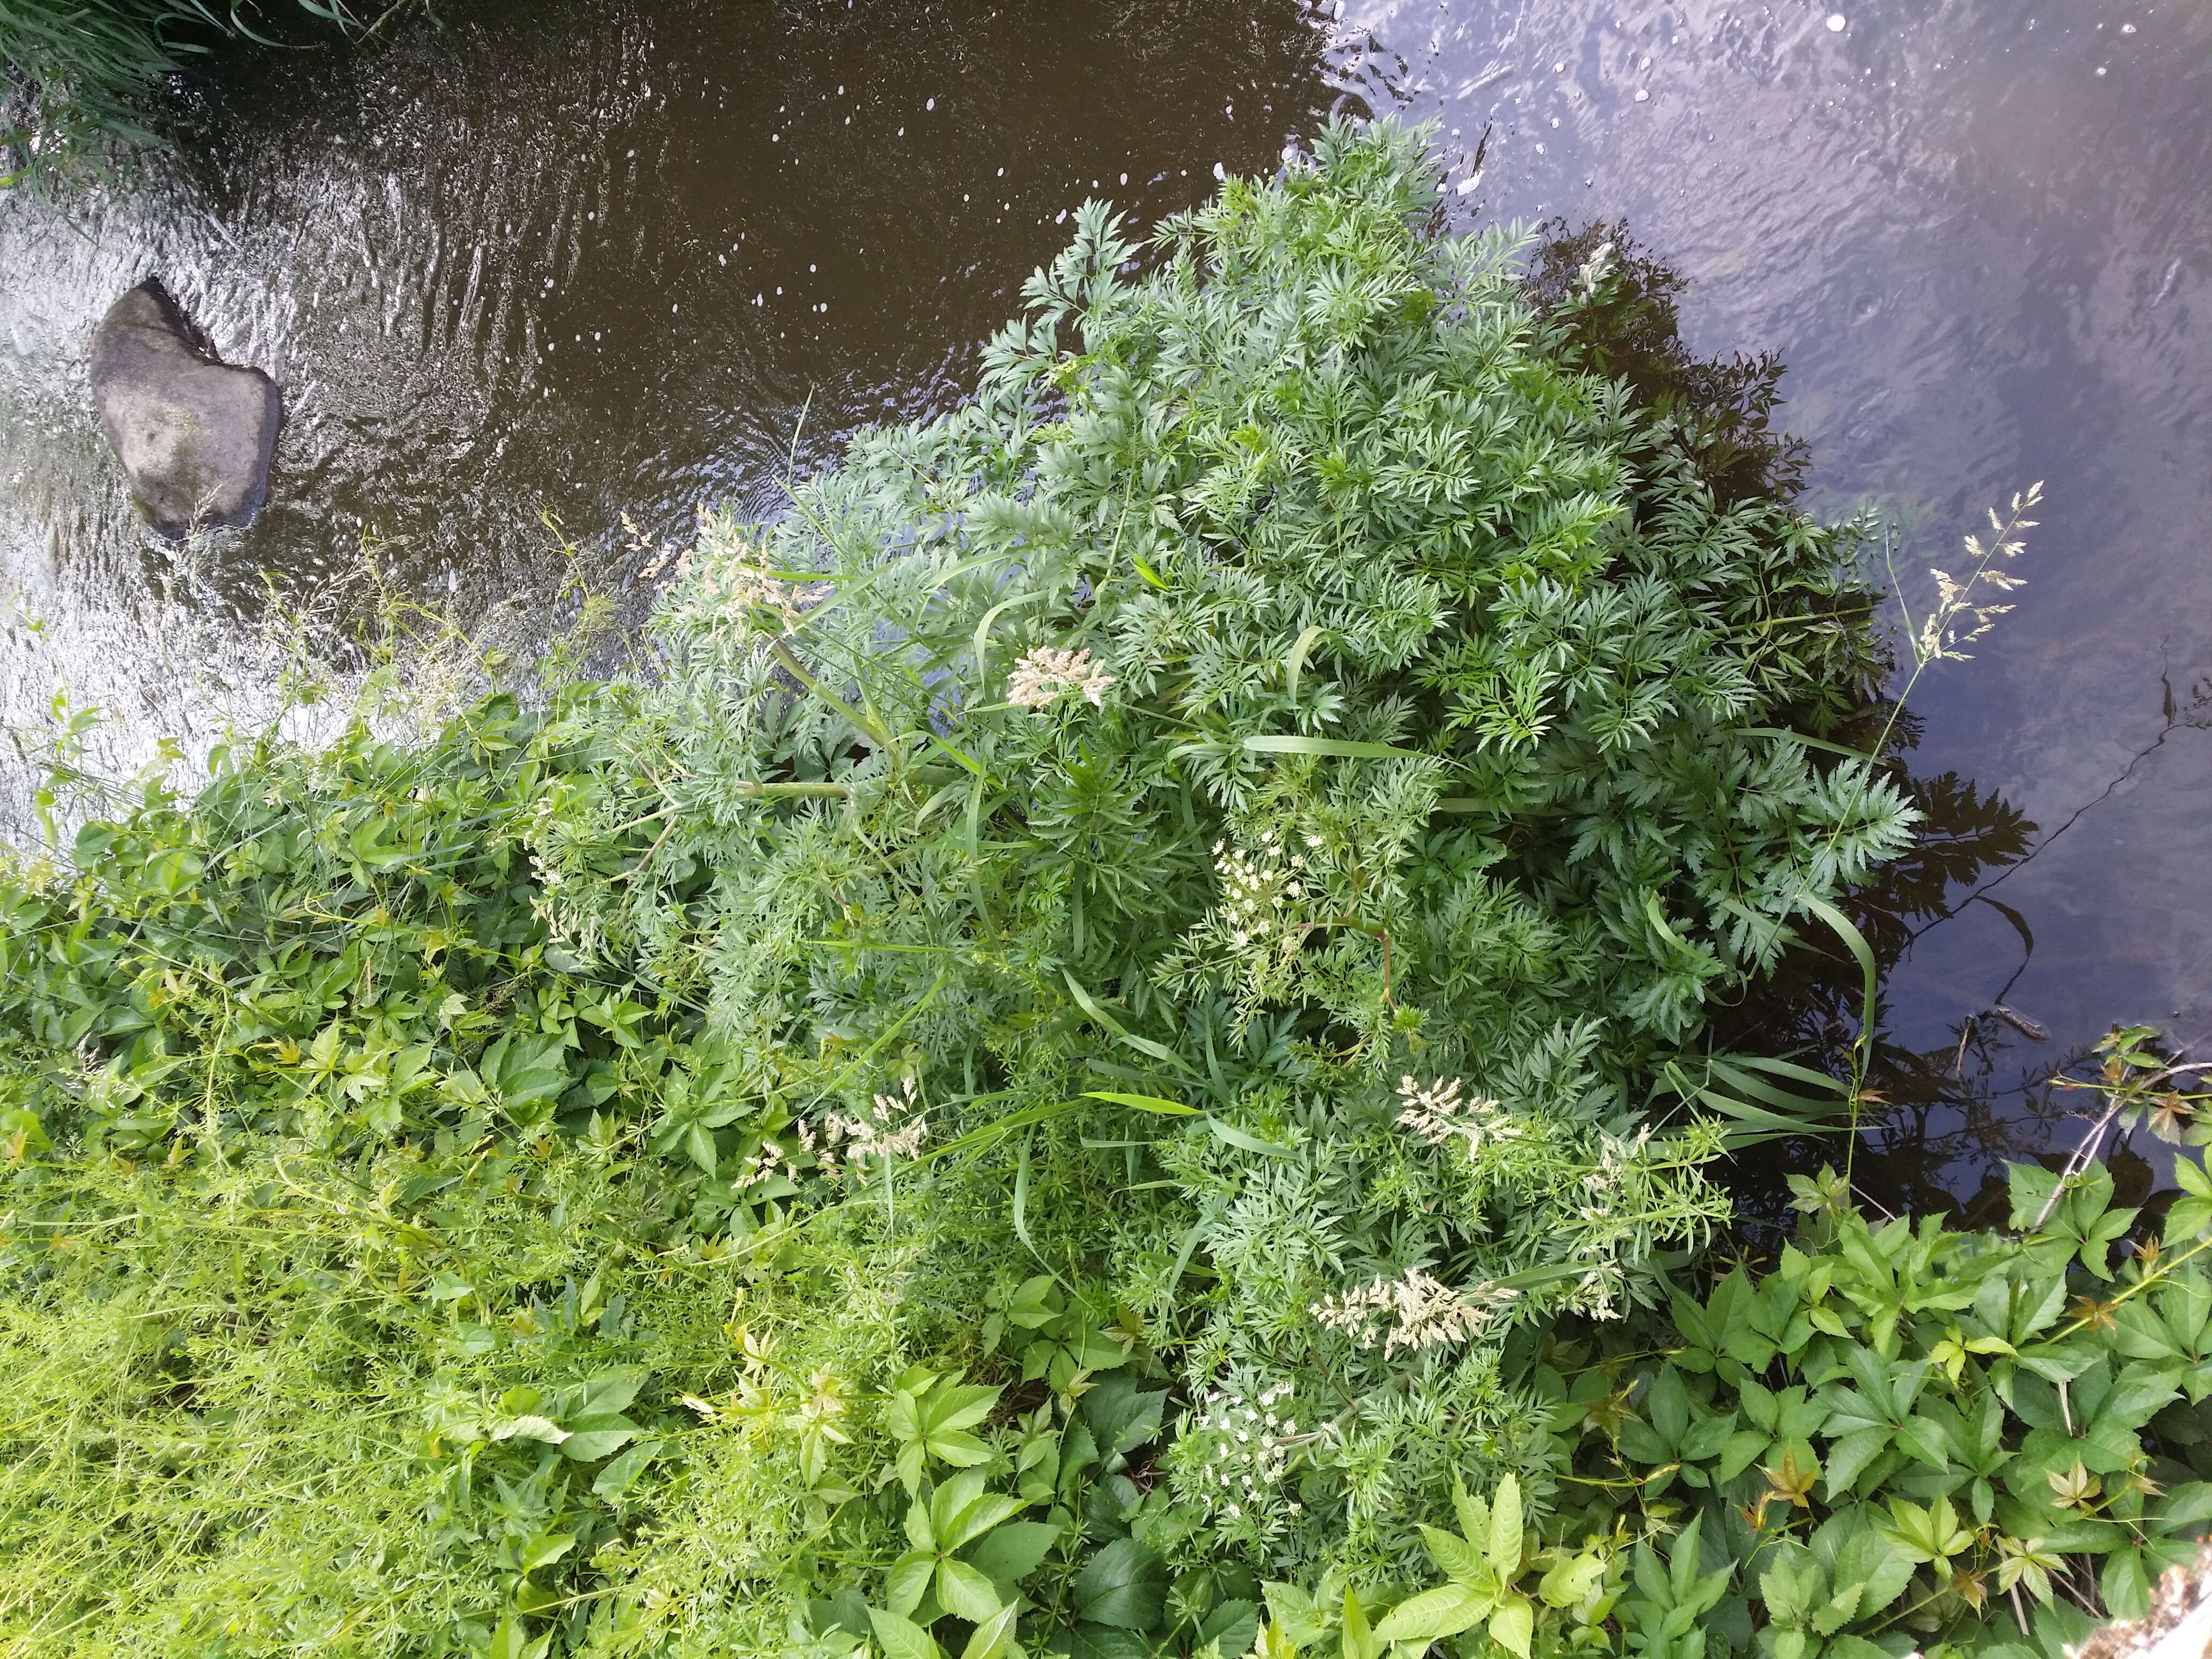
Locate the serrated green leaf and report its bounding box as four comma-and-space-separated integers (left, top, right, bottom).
941, 1492, 1025, 1551
589, 1438, 659, 1499
966, 1520, 1058, 1588
961, 1603, 1020, 1659
886, 1552, 936, 1617
870, 1606, 946, 1659
1489, 1474, 1524, 1576
1489, 1595, 1534, 1659
1073, 1537, 1167, 1630
1418, 1525, 1485, 1587
935, 1557, 1003, 1621
1823, 1427, 1890, 1498
1374, 1584, 1487, 1644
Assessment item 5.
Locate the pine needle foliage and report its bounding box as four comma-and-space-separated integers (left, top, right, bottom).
0, 121, 1926, 1651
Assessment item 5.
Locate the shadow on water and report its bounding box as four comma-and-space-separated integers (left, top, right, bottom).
1725, 664, 2212, 1224
1531, 222, 2189, 1217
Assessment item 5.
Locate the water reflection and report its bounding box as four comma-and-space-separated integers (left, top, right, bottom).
1341, 0, 2212, 1200
1714, 734, 2052, 1223
1536, 218, 2089, 1215
1846, 669, 2212, 1216
1719, 666, 2212, 1219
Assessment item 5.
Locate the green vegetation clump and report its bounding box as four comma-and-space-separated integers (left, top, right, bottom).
4, 121, 2201, 1658
1363, 1149, 2212, 1659
1, 0, 397, 188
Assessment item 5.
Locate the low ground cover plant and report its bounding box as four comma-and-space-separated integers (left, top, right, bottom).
2, 119, 2200, 1657
1373, 1146, 2212, 1659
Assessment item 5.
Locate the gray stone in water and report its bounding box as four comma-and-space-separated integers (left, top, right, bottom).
89, 279, 282, 539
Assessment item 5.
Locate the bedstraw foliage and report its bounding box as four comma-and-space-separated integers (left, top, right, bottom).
0, 121, 2004, 1656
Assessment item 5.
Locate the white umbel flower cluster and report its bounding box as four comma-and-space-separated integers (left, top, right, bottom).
1006, 645, 1116, 708
1311, 1266, 1520, 1356
736, 1135, 802, 1190
729, 1104, 938, 1192
667, 519, 831, 641
1184, 1381, 1302, 1521
1210, 828, 1322, 948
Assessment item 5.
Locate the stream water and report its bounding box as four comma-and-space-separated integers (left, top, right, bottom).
2, 0, 2207, 1206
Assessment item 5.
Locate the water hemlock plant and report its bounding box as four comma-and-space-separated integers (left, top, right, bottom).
567, 120, 1917, 1580
4, 118, 2160, 1658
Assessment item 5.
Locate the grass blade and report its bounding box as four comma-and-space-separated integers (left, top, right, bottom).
1083, 1091, 1199, 1116
1243, 734, 1426, 759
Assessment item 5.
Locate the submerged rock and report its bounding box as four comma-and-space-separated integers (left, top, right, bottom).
89, 279, 281, 538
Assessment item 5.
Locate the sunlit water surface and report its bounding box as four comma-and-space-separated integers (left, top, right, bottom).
3, 0, 2207, 1202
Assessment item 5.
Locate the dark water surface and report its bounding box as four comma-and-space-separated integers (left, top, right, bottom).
2, 0, 2208, 1200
